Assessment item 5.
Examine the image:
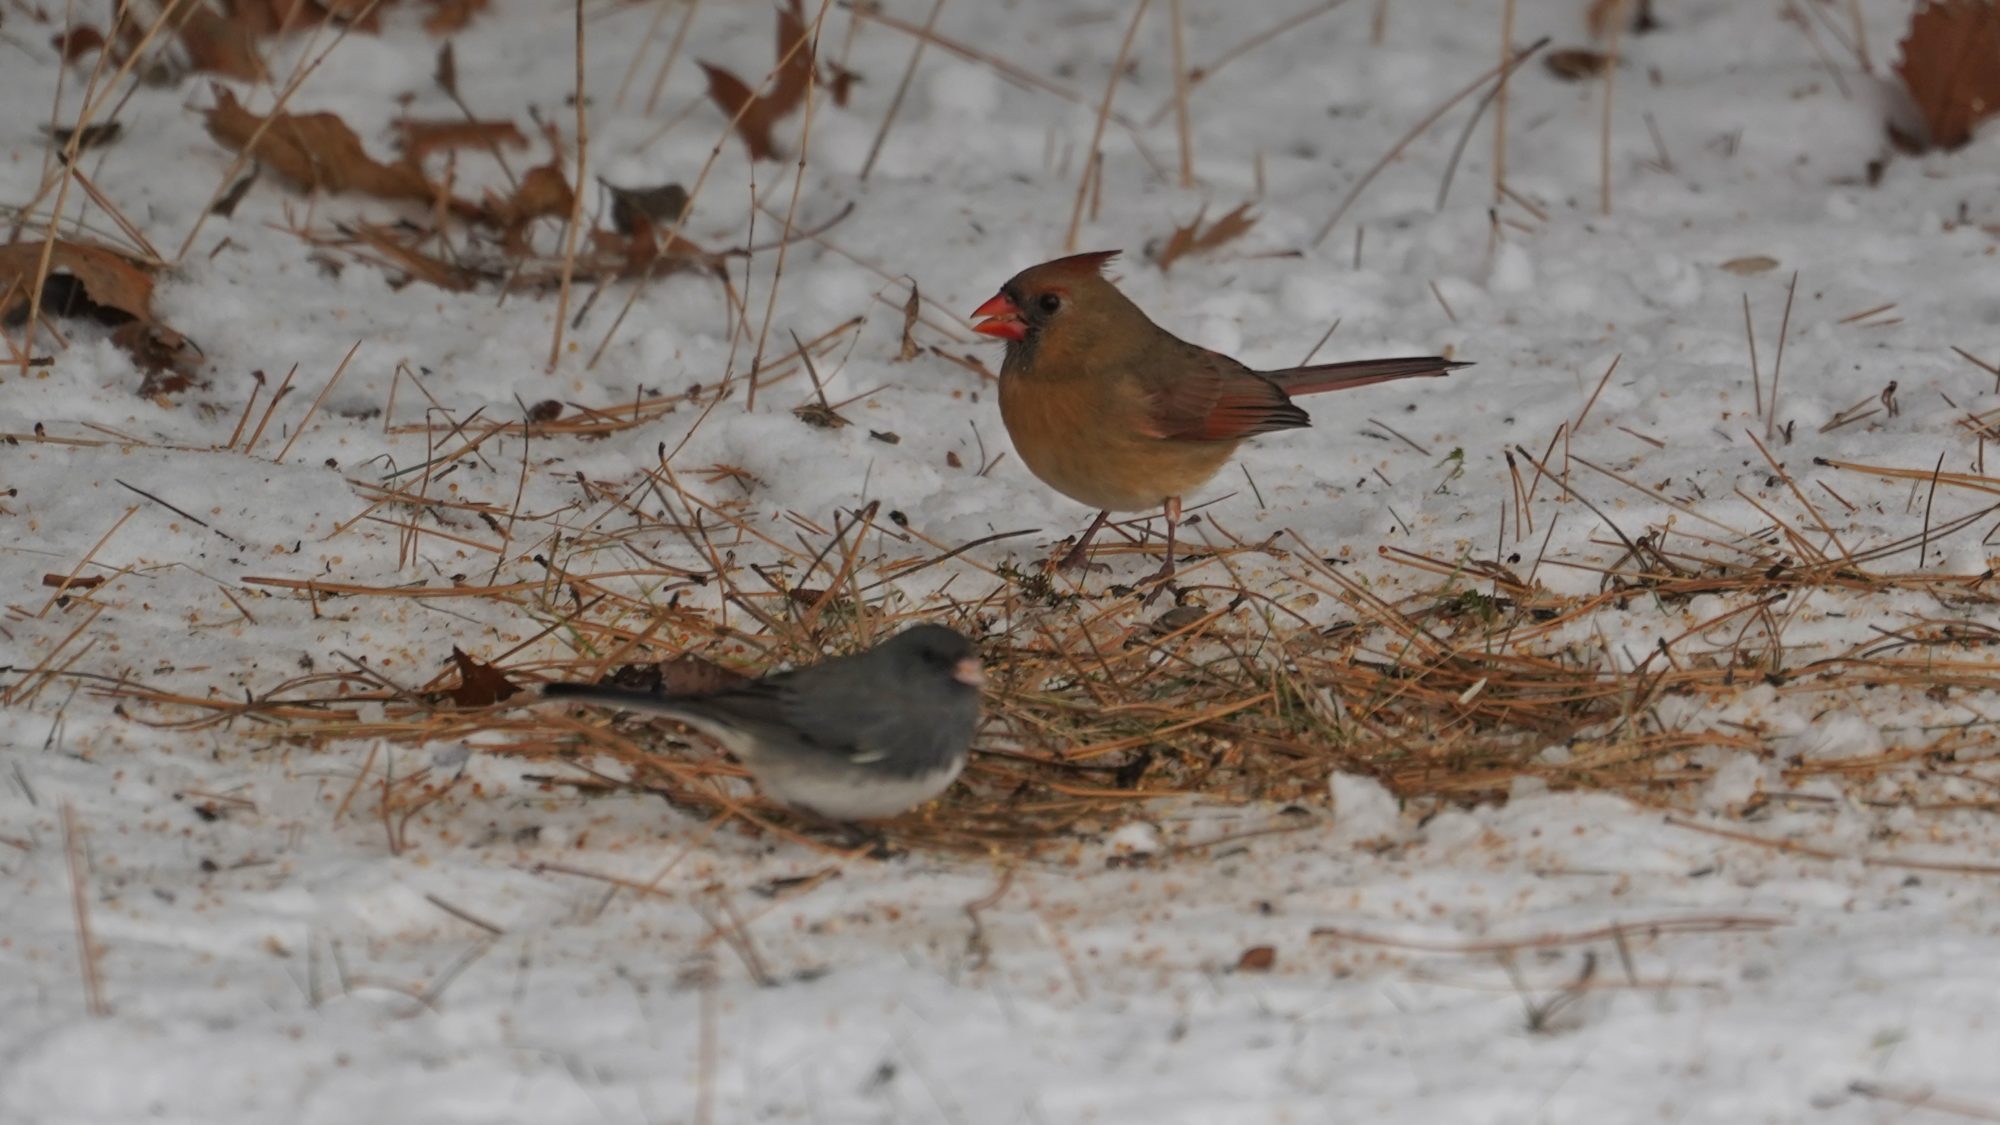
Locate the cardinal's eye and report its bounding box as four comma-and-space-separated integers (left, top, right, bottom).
1037, 292, 1063, 315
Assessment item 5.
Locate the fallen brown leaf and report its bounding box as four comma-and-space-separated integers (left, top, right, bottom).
422, 0, 489, 35
446, 646, 520, 707
396, 118, 529, 162
658, 654, 749, 696
1544, 47, 1612, 81
1718, 255, 1780, 275
116, 322, 205, 397
44, 122, 124, 151
1895, 0, 2000, 150
52, 26, 107, 61
1150, 202, 1258, 272
177, 3, 267, 81
698, 0, 816, 160
485, 160, 574, 234
0, 238, 156, 325
0, 237, 202, 396
42, 573, 108, 591
1235, 945, 1277, 972
204, 86, 438, 203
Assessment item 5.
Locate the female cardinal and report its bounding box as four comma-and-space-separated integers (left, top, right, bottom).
969, 250, 1468, 584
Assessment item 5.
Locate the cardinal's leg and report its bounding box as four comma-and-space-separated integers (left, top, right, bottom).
1141, 496, 1182, 596
1049, 509, 1113, 573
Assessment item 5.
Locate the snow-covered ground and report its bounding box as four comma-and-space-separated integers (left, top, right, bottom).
6, 0, 2000, 1120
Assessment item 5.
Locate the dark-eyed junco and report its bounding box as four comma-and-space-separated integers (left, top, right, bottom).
542, 624, 984, 820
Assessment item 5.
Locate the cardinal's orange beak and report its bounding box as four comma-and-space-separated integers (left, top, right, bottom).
971, 294, 1027, 341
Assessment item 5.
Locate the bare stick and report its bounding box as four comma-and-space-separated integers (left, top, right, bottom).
1743, 293, 1763, 416
1766, 271, 1798, 440
1144, 0, 1350, 126
861, 0, 946, 182
1065, 0, 1152, 253
274, 340, 363, 463
746, 0, 833, 411
63, 804, 108, 1017
547, 0, 590, 372
1599, 16, 1622, 215
1169, 0, 1194, 186
1846, 0, 1871, 73
1572, 353, 1622, 431
1434, 38, 1548, 211
644, 0, 702, 115
1493, 0, 1515, 204
1311, 37, 1549, 247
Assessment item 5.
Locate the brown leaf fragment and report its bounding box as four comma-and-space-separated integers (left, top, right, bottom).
657, 653, 750, 696
117, 322, 205, 398
176, 4, 267, 80
0, 238, 156, 325
697, 0, 817, 161
1236, 945, 1277, 972
1544, 47, 1612, 81
53, 26, 106, 61
484, 160, 574, 236
211, 167, 260, 217
1150, 202, 1258, 272
793, 401, 851, 429
222, 0, 325, 38
396, 118, 528, 162
434, 41, 458, 96
1894, 0, 2000, 150
699, 62, 781, 161
203, 86, 438, 203
447, 646, 520, 706
315, 0, 381, 30
770, 0, 815, 116
44, 122, 123, 151
823, 62, 860, 107
1718, 255, 1779, 275
603, 180, 690, 236
42, 573, 107, 591
895, 282, 921, 362
422, 0, 489, 35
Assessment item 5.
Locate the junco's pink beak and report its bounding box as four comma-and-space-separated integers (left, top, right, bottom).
953, 656, 986, 688
971, 294, 1026, 341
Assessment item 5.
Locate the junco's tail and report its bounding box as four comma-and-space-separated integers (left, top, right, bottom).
542, 682, 699, 718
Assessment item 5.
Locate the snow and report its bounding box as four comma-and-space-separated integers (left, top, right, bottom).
6, 0, 2000, 1121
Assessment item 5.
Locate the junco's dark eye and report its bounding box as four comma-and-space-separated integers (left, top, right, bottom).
1037, 292, 1063, 315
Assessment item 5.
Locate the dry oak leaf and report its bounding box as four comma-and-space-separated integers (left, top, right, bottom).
482, 160, 574, 245
396, 118, 529, 162
422, 0, 490, 35
446, 646, 521, 707
0, 238, 156, 324
175, 3, 267, 80
1150, 202, 1258, 272
1895, 0, 2000, 150
204, 86, 437, 202
698, 0, 815, 160
53, 26, 107, 60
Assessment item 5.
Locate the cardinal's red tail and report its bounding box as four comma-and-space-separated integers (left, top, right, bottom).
1262, 356, 1470, 398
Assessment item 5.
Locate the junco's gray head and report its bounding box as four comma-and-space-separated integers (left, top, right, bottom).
542, 624, 983, 820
